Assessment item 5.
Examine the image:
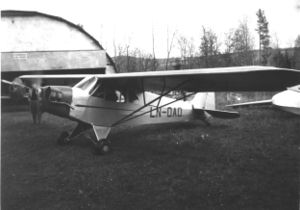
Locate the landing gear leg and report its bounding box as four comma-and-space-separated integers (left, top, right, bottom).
92, 126, 112, 155
203, 118, 211, 126
203, 111, 211, 126
57, 122, 91, 145
57, 131, 71, 145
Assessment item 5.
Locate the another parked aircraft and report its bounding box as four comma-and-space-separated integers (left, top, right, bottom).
227, 85, 300, 116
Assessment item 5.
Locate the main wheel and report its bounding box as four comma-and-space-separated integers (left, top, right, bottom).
57, 131, 71, 145
94, 139, 111, 155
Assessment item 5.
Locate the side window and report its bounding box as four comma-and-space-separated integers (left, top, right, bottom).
116, 90, 125, 103
128, 91, 138, 103
123, 89, 139, 104
91, 81, 125, 103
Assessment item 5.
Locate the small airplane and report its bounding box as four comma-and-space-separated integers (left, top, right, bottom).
2, 66, 300, 154
227, 85, 300, 116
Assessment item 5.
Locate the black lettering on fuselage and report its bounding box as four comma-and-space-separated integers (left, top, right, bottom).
167, 107, 183, 117
157, 108, 162, 117
178, 108, 182, 117
150, 107, 162, 118
167, 107, 172, 117
151, 107, 183, 118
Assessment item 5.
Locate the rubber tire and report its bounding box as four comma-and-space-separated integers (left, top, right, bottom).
57, 131, 70, 145
94, 139, 111, 155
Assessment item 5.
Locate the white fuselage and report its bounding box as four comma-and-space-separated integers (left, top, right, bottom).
69, 87, 198, 127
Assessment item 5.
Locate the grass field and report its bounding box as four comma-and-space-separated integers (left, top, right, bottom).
1, 108, 299, 210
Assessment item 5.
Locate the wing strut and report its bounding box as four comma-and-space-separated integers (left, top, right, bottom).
112, 78, 192, 126
113, 92, 196, 126
156, 77, 166, 109
141, 78, 146, 105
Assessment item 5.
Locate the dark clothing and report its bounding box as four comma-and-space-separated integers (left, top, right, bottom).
30, 89, 42, 124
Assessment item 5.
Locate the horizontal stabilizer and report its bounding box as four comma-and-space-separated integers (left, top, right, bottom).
227, 99, 272, 108
1, 96, 11, 100
193, 108, 240, 119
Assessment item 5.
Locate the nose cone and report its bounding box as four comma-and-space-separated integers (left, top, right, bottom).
42, 86, 73, 118
272, 90, 300, 115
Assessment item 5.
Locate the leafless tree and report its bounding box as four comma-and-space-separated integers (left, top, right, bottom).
177, 35, 196, 69
229, 19, 255, 65
165, 27, 177, 70
151, 26, 159, 71
271, 33, 280, 49
113, 43, 135, 72
199, 26, 220, 67
177, 35, 188, 66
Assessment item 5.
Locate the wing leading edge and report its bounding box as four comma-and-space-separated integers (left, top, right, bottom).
19, 66, 300, 92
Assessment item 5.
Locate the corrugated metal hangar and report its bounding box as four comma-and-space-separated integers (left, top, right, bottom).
1, 10, 116, 82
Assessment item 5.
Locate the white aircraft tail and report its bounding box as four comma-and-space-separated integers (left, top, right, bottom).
191, 92, 216, 110
192, 92, 240, 119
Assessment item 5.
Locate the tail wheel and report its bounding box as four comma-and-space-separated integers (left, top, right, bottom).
57, 131, 71, 145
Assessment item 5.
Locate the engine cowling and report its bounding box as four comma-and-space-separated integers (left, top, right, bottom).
42, 86, 73, 118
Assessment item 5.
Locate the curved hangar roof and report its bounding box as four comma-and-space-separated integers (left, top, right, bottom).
1, 10, 116, 74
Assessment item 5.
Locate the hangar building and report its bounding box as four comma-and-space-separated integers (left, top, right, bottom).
1, 10, 116, 82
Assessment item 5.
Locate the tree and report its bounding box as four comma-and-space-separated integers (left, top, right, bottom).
177, 35, 196, 68
199, 26, 220, 67
186, 37, 196, 68
229, 19, 255, 65
295, 35, 300, 48
151, 26, 158, 71
135, 49, 158, 72
113, 44, 137, 72
165, 27, 177, 70
224, 30, 234, 54
271, 33, 280, 49
177, 35, 188, 65
256, 9, 271, 65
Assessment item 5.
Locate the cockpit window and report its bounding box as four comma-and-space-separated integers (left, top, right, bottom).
75, 76, 97, 91
90, 81, 123, 103
91, 80, 137, 103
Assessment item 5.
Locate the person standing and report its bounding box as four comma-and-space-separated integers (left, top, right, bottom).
29, 87, 42, 124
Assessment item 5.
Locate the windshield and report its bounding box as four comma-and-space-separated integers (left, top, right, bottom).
75, 76, 98, 91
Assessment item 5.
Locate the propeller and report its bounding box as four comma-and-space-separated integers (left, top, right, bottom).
2, 78, 30, 100
2, 78, 73, 122
2, 78, 44, 123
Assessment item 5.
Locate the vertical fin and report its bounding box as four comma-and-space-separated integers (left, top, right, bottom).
192, 92, 215, 110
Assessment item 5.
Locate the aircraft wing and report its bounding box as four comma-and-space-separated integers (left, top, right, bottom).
19, 66, 300, 92
1, 79, 29, 89
226, 99, 273, 108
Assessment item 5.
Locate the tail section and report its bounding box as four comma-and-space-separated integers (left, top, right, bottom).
192, 92, 240, 120
191, 92, 215, 110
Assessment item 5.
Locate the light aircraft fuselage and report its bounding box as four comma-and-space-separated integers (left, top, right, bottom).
3, 66, 300, 154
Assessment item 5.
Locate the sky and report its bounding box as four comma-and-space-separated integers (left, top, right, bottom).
1, 0, 300, 58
